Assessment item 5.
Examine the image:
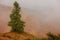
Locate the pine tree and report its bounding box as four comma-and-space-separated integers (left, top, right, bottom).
8, 1, 25, 33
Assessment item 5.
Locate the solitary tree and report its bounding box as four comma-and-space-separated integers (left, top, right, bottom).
8, 1, 25, 33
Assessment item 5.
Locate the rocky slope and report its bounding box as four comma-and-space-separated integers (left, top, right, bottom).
0, 32, 40, 40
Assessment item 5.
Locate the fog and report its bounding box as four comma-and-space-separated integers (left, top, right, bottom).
0, 0, 60, 38
0, 0, 60, 22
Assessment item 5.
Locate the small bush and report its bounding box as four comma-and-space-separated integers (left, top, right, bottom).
41, 32, 60, 40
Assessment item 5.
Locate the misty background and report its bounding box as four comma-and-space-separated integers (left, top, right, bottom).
0, 0, 60, 38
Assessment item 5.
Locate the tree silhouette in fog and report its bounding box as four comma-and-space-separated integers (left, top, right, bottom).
8, 1, 25, 33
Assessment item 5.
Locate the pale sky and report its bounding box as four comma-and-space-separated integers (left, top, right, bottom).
0, 0, 60, 19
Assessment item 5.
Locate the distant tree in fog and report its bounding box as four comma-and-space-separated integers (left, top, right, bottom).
8, 1, 25, 33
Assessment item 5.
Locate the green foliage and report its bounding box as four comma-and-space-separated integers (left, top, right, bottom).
41, 32, 60, 40
8, 1, 25, 33
47, 32, 60, 40
47, 32, 55, 40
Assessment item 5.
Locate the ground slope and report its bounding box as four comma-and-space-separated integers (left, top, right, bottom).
0, 32, 40, 40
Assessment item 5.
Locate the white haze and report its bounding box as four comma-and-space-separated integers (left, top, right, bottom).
0, 0, 60, 38
0, 0, 60, 21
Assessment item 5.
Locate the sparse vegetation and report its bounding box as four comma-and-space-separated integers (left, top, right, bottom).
41, 32, 60, 40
